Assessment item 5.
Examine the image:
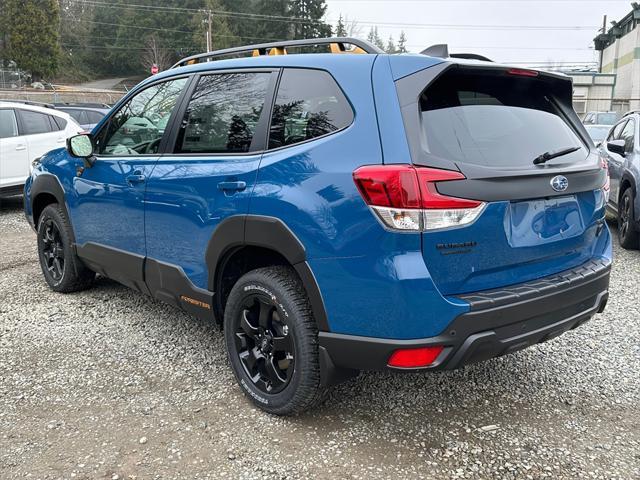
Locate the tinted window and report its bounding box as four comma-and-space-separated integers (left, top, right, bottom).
86, 110, 105, 124
97, 77, 187, 155
419, 70, 586, 169
595, 112, 618, 125
50, 115, 67, 131
19, 110, 53, 135
0, 109, 18, 138
609, 120, 627, 141
176, 73, 270, 154
268, 69, 353, 149
61, 109, 85, 124
620, 119, 635, 153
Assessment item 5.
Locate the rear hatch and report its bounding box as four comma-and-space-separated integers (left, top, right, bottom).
396, 63, 608, 295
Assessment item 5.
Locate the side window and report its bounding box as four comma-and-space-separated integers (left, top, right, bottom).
0, 109, 18, 139
49, 115, 67, 131
175, 72, 270, 154
19, 110, 53, 135
620, 119, 635, 153
609, 120, 626, 141
86, 111, 105, 124
268, 69, 354, 149
97, 77, 188, 156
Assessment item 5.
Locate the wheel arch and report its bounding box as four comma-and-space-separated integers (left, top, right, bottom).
206, 215, 330, 331
30, 174, 74, 240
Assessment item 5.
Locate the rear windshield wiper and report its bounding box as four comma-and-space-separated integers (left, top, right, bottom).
533, 146, 581, 165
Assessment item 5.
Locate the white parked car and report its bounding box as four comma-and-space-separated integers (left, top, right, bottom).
0, 101, 82, 197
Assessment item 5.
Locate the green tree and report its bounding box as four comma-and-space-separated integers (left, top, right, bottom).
252, 0, 290, 43
366, 26, 385, 51
397, 30, 408, 53
335, 14, 347, 37
386, 35, 397, 54
289, 0, 331, 39
4, 0, 61, 81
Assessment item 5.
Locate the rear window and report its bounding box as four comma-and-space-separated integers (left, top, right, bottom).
595, 112, 618, 125
419, 69, 586, 169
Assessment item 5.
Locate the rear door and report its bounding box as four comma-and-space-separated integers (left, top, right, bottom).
396, 64, 608, 295
0, 108, 28, 188
144, 69, 277, 290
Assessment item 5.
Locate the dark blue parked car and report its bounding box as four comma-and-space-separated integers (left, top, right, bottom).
24, 38, 612, 415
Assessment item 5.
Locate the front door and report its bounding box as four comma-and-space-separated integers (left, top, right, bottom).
69, 77, 189, 289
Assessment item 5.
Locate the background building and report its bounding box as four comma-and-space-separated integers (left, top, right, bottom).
594, 4, 640, 113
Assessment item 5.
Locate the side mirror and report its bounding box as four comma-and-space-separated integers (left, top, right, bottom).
67, 134, 96, 167
607, 139, 626, 156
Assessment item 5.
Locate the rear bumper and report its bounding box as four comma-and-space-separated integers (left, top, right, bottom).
319, 257, 611, 373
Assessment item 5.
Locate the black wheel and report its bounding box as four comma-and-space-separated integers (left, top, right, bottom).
223, 266, 324, 415
37, 204, 96, 292
618, 188, 639, 250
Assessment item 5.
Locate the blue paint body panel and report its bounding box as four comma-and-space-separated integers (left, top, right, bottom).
24, 52, 612, 341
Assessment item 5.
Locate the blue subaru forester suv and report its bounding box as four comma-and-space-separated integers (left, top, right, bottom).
24, 38, 612, 415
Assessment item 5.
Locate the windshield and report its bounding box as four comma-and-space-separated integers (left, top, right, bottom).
419, 70, 587, 169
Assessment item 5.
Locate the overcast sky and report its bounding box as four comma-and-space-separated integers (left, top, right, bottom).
324, 0, 633, 67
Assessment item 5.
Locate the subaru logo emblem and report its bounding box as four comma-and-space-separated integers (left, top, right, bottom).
550, 175, 568, 192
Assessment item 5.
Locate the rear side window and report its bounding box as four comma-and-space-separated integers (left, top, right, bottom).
419, 69, 586, 168
61, 109, 85, 124
86, 110, 105, 124
268, 69, 353, 149
0, 109, 18, 138
50, 115, 67, 131
176, 72, 270, 154
19, 110, 53, 135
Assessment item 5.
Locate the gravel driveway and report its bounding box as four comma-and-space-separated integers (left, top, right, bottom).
1, 196, 638, 479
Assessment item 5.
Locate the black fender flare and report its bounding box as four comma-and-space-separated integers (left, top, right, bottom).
205, 215, 330, 331
29, 173, 74, 239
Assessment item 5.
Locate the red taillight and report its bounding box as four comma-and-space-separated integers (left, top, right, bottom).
506, 68, 539, 77
388, 346, 444, 368
353, 165, 485, 231
353, 165, 421, 208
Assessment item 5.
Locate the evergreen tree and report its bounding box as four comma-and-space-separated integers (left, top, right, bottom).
252, 0, 290, 43
289, 0, 331, 39
386, 35, 397, 54
397, 31, 408, 53
366, 27, 385, 51
335, 14, 347, 37
3, 0, 61, 81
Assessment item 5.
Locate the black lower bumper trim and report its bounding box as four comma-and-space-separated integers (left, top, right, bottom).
319, 258, 611, 373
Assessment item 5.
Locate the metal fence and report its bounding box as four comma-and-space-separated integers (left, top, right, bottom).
0, 67, 25, 89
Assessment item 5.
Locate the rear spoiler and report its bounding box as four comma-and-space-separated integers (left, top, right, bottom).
420, 44, 493, 63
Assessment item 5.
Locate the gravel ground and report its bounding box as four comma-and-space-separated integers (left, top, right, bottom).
1, 196, 638, 480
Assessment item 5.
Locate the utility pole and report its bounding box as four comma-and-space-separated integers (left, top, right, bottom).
599, 15, 607, 73
206, 9, 212, 52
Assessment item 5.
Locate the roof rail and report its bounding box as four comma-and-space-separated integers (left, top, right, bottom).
420, 44, 493, 62
0, 99, 55, 108
171, 37, 384, 69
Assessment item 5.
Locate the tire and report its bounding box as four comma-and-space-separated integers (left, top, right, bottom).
223, 266, 324, 415
37, 204, 96, 292
617, 188, 639, 250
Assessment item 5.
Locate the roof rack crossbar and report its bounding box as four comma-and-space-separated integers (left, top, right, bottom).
171, 37, 384, 69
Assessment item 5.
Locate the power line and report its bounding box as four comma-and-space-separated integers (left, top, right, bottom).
76, 0, 600, 31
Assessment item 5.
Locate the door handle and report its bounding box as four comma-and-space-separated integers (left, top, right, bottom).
126, 174, 146, 184
217, 181, 247, 192
15, 144, 26, 151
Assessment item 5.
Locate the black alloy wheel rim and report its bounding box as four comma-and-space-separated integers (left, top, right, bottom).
620, 194, 631, 239
41, 219, 65, 282
234, 294, 295, 394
